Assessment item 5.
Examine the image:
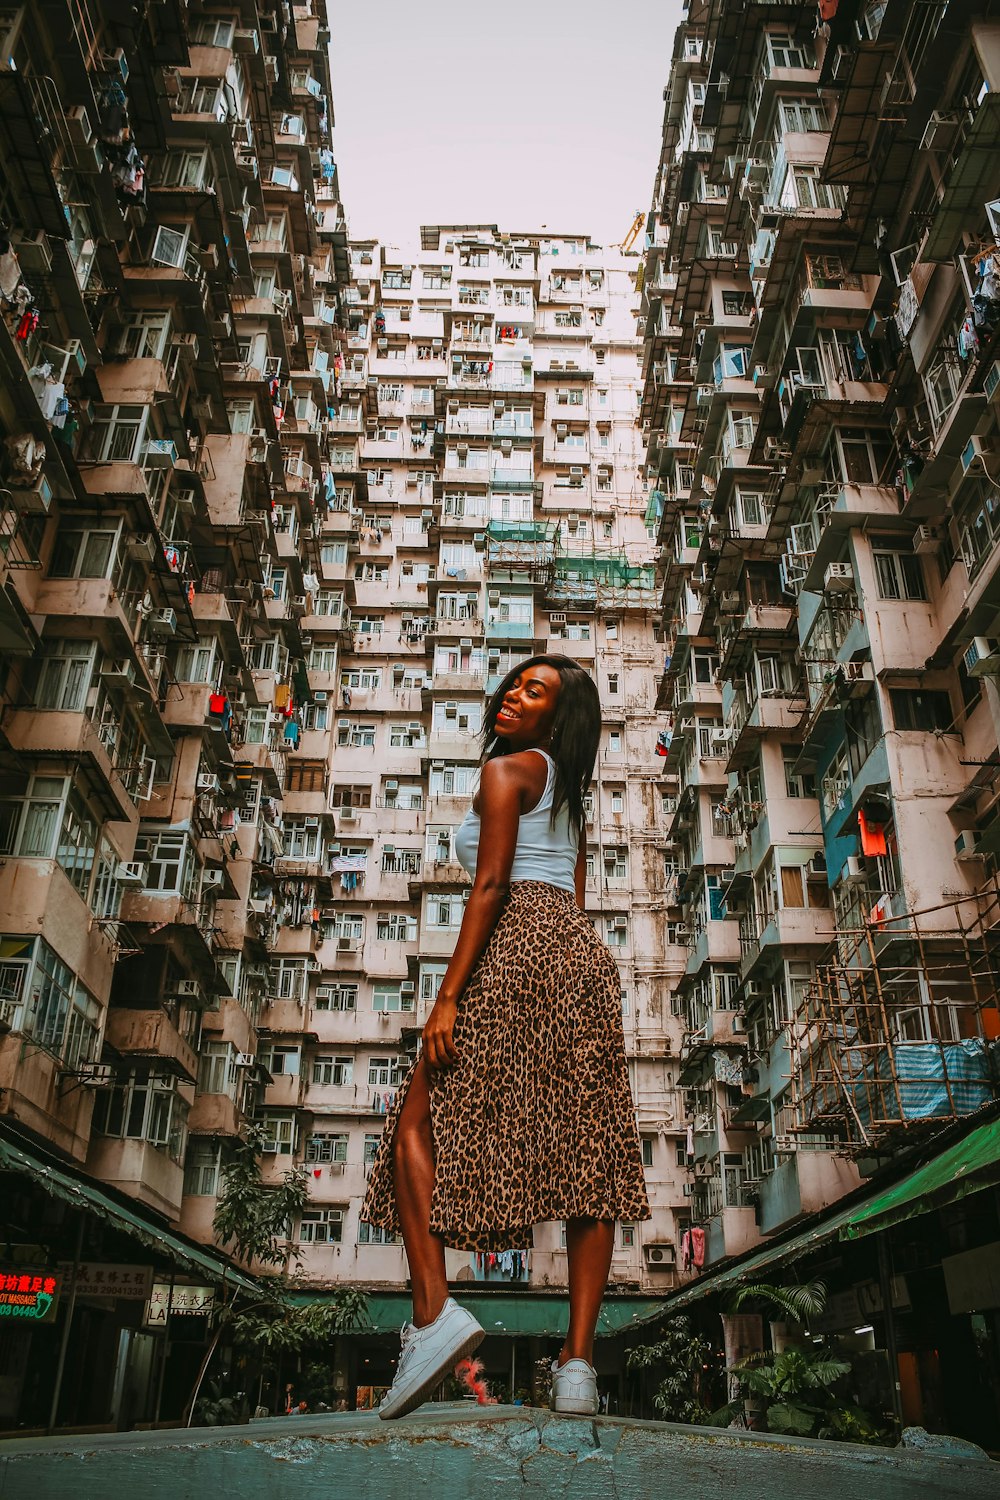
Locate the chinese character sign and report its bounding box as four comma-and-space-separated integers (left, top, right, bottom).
56, 1263, 155, 1300
0, 1267, 60, 1322
144, 1283, 216, 1327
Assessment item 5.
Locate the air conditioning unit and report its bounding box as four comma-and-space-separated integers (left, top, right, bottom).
13, 230, 52, 272
202, 868, 224, 889
550, 612, 567, 626
80, 1064, 115, 1089
644, 1243, 676, 1266
682, 1182, 695, 1197
955, 830, 983, 861
473, 532, 488, 549
400, 981, 416, 996
964, 636, 1000, 678
66, 104, 93, 146
809, 852, 827, 876
142, 438, 178, 467
841, 855, 867, 887
337, 936, 357, 951
314, 691, 328, 704
920, 111, 960, 151
914, 525, 941, 555
709, 729, 729, 753
197, 772, 219, 793
773, 1135, 798, 1155
961, 434, 998, 476
149, 608, 177, 637
731, 1014, 746, 1034
340, 807, 358, 822
234, 1052, 256, 1068
613, 915, 628, 930
720, 592, 742, 614
569, 466, 584, 477
824, 562, 854, 593
176, 979, 203, 1002
101, 658, 136, 687
984, 361, 1000, 403
116, 861, 146, 887
127, 532, 158, 564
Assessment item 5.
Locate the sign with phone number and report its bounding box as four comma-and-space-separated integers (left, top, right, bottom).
0, 1269, 60, 1322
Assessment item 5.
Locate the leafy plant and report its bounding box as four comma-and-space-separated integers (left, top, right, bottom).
625, 1315, 717, 1423
707, 1280, 885, 1444
184, 1126, 366, 1424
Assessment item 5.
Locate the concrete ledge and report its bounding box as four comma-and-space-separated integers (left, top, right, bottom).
0, 1405, 995, 1500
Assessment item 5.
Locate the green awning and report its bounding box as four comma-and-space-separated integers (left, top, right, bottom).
842, 1115, 1000, 1241
0, 1130, 267, 1300
657, 1199, 863, 1313
656, 1115, 1000, 1314
290, 1291, 666, 1338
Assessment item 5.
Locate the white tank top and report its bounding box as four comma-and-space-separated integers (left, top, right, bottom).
453, 748, 579, 893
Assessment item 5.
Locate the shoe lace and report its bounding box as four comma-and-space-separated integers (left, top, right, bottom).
395, 1322, 416, 1375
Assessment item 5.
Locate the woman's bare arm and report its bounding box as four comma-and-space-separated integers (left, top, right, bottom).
421, 756, 523, 1069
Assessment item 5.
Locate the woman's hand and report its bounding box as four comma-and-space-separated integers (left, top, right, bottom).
422, 994, 459, 1070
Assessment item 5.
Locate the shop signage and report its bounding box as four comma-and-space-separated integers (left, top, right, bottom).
144, 1283, 216, 1327
57, 1262, 154, 1300
0, 1267, 60, 1322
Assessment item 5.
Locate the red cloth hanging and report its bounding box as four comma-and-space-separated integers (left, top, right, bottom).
208, 693, 227, 717
690, 1226, 706, 1269
858, 809, 887, 856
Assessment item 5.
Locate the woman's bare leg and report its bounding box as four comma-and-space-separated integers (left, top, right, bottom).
392, 1058, 449, 1327
557, 1217, 615, 1367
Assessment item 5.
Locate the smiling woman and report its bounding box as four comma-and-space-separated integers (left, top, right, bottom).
361, 655, 650, 1421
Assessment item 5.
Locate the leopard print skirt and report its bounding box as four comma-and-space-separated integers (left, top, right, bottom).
360, 880, 651, 1252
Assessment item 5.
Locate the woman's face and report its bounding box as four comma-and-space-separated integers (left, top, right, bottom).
493, 663, 562, 747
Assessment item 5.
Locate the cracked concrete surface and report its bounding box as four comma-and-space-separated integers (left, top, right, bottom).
0, 1405, 995, 1499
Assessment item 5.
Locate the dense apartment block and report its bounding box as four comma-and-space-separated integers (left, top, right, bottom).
258, 225, 692, 1363
0, 0, 689, 1424
639, 0, 1000, 1371
0, 0, 353, 1430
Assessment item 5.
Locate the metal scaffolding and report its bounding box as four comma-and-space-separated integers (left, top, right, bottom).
790, 883, 1000, 1155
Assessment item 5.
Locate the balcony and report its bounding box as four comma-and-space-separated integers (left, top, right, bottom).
187, 1091, 245, 1137
86, 1136, 183, 1220
104, 1007, 198, 1083
757, 1150, 861, 1237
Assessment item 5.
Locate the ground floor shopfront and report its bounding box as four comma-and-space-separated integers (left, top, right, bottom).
658, 1110, 1000, 1451
288, 1293, 667, 1415
0, 1123, 262, 1436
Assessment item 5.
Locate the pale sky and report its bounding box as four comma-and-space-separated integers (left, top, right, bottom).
328, 0, 682, 254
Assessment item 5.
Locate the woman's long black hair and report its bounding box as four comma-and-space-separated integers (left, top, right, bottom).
480, 655, 601, 836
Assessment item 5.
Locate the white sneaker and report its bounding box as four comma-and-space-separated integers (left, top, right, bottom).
550, 1357, 599, 1416
378, 1298, 485, 1420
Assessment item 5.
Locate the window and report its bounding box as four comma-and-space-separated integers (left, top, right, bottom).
610, 789, 624, 814
305, 1132, 348, 1163
49, 520, 122, 577
640, 1137, 655, 1168
620, 1223, 636, 1249
93, 1073, 188, 1162
336, 720, 377, 749
608, 730, 622, 753
358, 1221, 399, 1245
183, 1141, 224, 1197
312, 1054, 353, 1086
373, 983, 415, 1012
890, 688, 954, 733
36, 642, 96, 712
605, 917, 628, 947
151, 224, 189, 268
873, 548, 926, 601
315, 983, 357, 1012
261, 1044, 300, 1077
376, 911, 417, 941
368, 1055, 406, 1087
299, 1208, 344, 1244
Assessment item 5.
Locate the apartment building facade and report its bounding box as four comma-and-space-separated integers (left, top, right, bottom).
639, 0, 1000, 1383
0, 0, 354, 1431
254, 224, 694, 1396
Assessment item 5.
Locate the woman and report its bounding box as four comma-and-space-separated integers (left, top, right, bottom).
361, 656, 650, 1419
